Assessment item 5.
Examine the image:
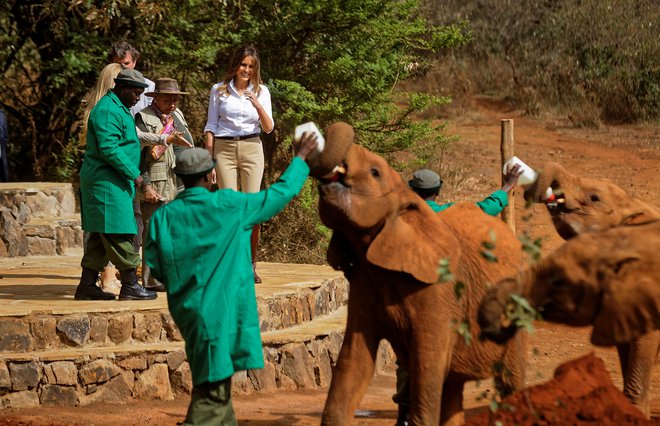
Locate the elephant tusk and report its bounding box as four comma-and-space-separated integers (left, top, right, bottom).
321, 165, 347, 182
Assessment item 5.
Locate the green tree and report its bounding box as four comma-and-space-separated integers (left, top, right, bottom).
0, 0, 468, 262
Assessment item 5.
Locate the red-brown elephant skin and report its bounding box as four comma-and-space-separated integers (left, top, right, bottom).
314, 143, 527, 426
486, 161, 660, 418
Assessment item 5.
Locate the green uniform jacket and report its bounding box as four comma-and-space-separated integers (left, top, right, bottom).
145, 157, 310, 386
80, 91, 141, 234
427, 189, 508, 216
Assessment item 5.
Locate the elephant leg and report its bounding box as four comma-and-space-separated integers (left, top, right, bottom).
440, 380, 465, 426
616, 330, 660, 419
498, 333, 528, 396
407, 342, 452, 425
322, 324, 379, 425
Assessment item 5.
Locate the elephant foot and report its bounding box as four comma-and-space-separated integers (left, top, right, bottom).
440, 412, 464, 426
629, 399, 650, 420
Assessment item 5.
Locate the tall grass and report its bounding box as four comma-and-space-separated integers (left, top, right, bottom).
424, 0, 660, 125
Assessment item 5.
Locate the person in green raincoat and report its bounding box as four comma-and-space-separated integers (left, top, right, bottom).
145, 134, 318, 425
392, 164, 524, 426
408, 165, 523, 215
74, 68, 157, 302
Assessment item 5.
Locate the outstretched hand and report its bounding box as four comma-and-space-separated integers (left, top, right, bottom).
502, 163, 524, 192
295, 132, 319, 161
167, 131, 193, 148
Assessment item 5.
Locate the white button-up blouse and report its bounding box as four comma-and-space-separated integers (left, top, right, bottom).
203, 79, 273, 138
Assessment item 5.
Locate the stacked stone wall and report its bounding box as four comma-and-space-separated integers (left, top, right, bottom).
0, 184, 82, 257
0, 276, 373, 408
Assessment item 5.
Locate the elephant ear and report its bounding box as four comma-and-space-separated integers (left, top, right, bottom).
591, 255, 660, 346
366, 200, 457, 284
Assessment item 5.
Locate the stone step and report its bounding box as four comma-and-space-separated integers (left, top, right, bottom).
0, 309, 397, 410
0, 255, 348, 355
0, 244, 372, 409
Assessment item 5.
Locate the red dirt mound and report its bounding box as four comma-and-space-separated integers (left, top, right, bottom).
466, 353, 660, 425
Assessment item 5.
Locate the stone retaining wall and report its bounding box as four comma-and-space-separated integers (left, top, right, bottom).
0, 334, 395, 409
0, 184, 82, 257
0, 278, 347, 354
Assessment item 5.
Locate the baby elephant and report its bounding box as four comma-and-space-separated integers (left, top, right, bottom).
309, 123, 527, 426
480, 220, 660, 414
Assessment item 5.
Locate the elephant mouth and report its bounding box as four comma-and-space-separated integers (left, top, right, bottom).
318, 162, 353, 223
552, 217, 580, 240
546, 193, 581, 239
318, 161, 348, 186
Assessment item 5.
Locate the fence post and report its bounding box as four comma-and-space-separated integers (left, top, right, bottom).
500, 119, 515, 233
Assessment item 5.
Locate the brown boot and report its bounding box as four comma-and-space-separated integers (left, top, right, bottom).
251, 225, 262, 283
252, 262, 262, 284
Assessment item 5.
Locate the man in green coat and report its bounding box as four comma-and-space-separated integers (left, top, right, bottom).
408, 166, 522, 215
145, 135, 318, 425
75, 68, 157, 302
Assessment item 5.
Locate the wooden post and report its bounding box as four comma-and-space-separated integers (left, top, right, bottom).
500, 119, 515, 233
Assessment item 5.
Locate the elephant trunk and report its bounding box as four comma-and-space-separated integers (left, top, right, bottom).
478, 267, 537, 344
524, 162, 574, 202
307, 122, 354, 179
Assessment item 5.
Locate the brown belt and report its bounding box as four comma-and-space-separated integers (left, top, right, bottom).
215, 133, 260, 141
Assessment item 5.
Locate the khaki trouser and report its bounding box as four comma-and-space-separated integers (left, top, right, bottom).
213, 137, 264, 193
183, 377, 237, 426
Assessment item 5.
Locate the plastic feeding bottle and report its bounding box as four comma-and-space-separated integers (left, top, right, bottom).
503, 156, 537, 187
295, 122, 325, 159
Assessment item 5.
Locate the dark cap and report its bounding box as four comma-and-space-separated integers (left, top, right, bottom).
174, 148, 215, 176
114, 69, 149, 89
408, 169, 443, 190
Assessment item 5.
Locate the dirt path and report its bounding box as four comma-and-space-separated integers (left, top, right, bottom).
2, 98, 659, 425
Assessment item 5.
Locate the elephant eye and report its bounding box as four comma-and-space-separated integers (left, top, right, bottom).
370, 167, 380, 178
549, 276, 564, 289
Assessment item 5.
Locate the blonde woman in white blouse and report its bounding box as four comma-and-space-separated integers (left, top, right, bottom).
204, 45, 274, 283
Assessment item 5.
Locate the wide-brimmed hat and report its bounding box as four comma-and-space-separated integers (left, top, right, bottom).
174, 148, 215, 176
408, 169, 443, 191
145, 78, 189, 97
114, 69, 149, 89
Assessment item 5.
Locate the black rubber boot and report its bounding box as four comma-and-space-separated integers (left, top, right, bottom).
118, 268, 157, 301
395, 404, 409, 426
74, 267, 115, 300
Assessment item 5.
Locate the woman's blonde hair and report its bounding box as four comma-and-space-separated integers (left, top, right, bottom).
80, 63, 123, 144
217, 45, 263, 96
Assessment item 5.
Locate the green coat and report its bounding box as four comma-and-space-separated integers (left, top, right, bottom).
80, 91, 141, 234
145, 157, 310, 385
427, 189, 508, 216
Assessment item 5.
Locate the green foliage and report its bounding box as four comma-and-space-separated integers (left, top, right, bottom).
437, 257, 473, 345
519, 232, 543, 262
0, 0, 468, 261
437, 257, 455, 283
430, 0, 660, 124
480, 229, 498, 262
505, 294, 541, 333
454, 319, 473, 346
